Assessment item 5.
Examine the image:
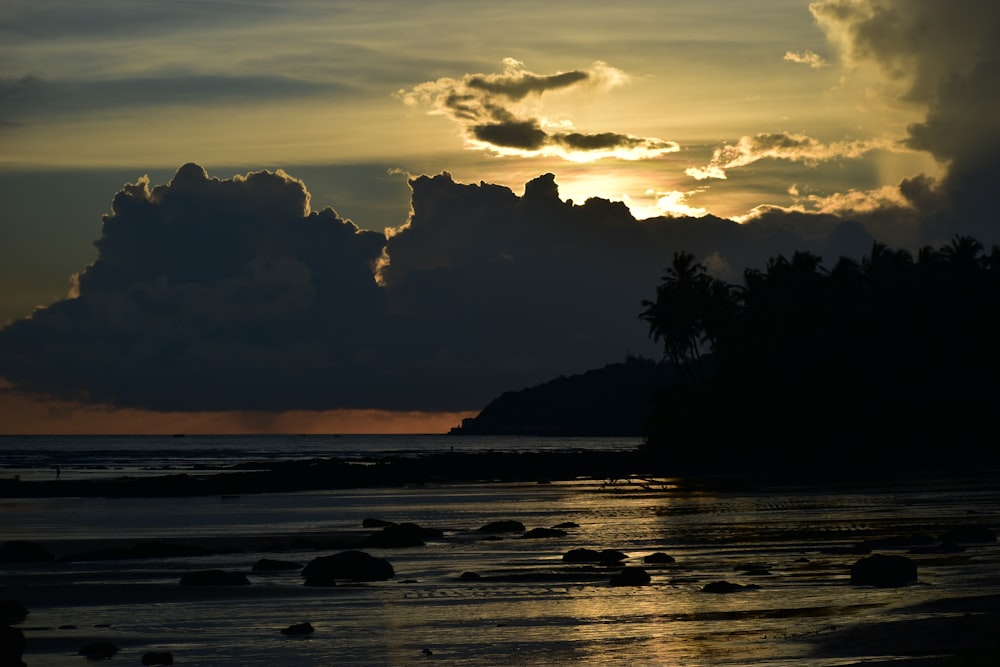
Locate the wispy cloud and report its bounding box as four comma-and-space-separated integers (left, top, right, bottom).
783, 50, 829, 68
686, 132, 887, 180
398, 58, 678, 161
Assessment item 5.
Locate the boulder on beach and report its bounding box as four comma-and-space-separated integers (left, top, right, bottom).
563, 548, 627, 564
610, 567, 651, 586
142, 651, 174, 665
0, 624, 25, 663
0, 540, 54, 563
362, 518, 397, 528
0, 599, 28, 625
476, 520, 525, 534
281, 622, 315, 636
553, 522, 580, 529
361, 522, 444, 548
850, 554, 918, 587
179, 570, 251, 586
253, 558, 302, 572
643, 552, 675, 564
459, 571, 482, 581
302, 550, 394, 584
702, 580, 760, 594
79, 642, 120, 660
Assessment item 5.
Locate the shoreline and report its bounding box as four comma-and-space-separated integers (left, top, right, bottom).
2, 447, 998, 498
0, 450, 647, 498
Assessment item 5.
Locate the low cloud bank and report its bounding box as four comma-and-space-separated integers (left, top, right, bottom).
0, 165, 887, 413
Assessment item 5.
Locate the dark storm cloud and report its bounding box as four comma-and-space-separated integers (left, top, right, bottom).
398, 58, 678, 159
0, 165, 390, 411
471, 120, 548, 150
809, 0, 1000, 244
0, 166, 869, 413
554, 132, 673, 152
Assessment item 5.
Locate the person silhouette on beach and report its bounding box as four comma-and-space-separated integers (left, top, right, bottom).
56, 466, 61, 480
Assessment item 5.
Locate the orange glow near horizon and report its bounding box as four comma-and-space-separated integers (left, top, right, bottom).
0, 388, 475, 435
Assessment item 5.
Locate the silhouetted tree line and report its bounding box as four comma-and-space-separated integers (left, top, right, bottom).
639, 236, 1000, 471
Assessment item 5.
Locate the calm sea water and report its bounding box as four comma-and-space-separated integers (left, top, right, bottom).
0, 434, 643, 481
1, 437, 999, 666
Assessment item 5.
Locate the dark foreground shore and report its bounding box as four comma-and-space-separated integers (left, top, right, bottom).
3, 463, 1000, 665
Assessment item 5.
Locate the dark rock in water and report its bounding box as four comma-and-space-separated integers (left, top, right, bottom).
553, 522, 579, 529
302, 550, 394, 583
643, 552, 675, 564
702, 580, 759, 594
0, 599, 28, 625
142, 651, 174, 665
939, 526, 997, 544
459, 571, 482, 580
179, 570, 251, 586
281, 622, 315, 636
362, 518, 396, 528
522, 527, 567, 539
252, 558, 302, 572
610, 567, 651, 586
476, 520, 525, 534
563, 548, 628, 564
361, 522, 444, 548
79, 642, 120, 660
0, 540, 54, 563
850, 554, 918, 587
0, 624, 25, 663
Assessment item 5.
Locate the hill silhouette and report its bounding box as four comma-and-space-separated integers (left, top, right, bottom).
450, 356, 680, 436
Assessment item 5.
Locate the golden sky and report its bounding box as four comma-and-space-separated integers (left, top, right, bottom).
1, 1, 997, 433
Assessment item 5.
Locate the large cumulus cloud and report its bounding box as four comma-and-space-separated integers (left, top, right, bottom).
805, 0, 1000, 244
0, 165, 391, 411
0, 165, 872, 413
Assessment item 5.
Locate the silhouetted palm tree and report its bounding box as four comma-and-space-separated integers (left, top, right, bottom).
640, 251, 735, 384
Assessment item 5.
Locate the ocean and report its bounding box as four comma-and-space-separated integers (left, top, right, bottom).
1, 435, 998, 665
0, 434, 643, 482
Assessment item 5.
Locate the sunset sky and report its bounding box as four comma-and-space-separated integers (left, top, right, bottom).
1, 1, 997, 433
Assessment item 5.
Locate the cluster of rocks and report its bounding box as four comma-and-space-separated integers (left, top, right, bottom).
2, 519, 995, 664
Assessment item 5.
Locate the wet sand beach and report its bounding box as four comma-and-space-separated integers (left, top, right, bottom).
3, 465, 999, 666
